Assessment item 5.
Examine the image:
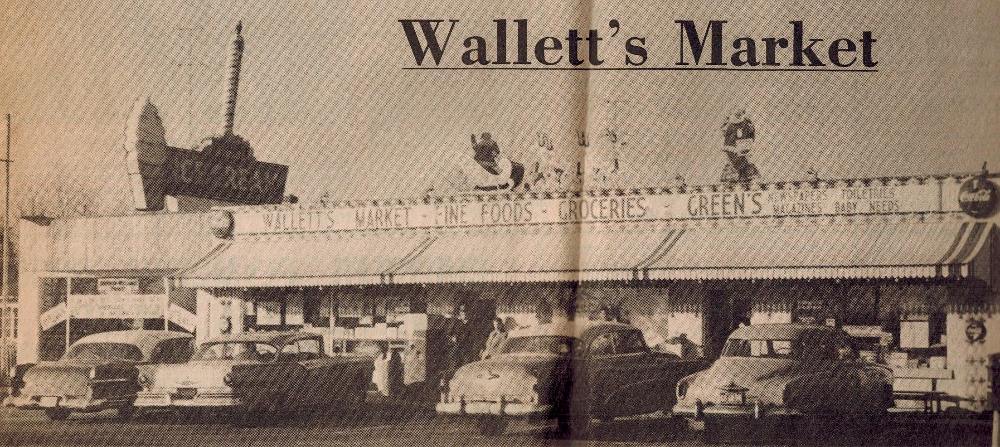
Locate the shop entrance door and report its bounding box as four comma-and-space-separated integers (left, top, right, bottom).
703, 289, 751, 358
466, 299, 497, 356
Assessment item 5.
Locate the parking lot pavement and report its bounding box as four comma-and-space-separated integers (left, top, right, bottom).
0, 403, 992, 447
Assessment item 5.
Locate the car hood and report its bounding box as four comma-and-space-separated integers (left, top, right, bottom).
449, 354, 568, 398
682, 357, 821, 405
149, 360, 256, 390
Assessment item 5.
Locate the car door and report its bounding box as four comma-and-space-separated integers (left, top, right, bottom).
275, 339, 314, 407
294, 337, 332, 406
835, 334, 888, 413
606, 329, 667, 416
584, 329, 655, 417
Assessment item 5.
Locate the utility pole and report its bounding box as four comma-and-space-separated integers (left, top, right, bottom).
1, 114, 12, 377
2, 114, 9, 298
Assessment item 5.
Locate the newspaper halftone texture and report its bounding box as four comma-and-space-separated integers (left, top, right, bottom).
2, 1, 1000, 447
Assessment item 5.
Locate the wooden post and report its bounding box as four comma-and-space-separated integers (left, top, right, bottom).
992, 409, 998, 447
64, 278, 71, 353
162, 277, 171, 330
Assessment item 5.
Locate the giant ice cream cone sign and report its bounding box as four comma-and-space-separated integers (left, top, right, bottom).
222, 21, 244, 137
124, 22, 287, 211
124, 98, 168, 210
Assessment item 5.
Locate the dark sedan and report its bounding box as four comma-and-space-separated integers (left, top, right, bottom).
437, 321, 707, 436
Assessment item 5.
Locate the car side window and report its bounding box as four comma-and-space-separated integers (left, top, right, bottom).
589, 332, 620, 356
835, 336, 857, 361
150, 339, 194, 364
618, 330, 648, 354
799, 333, 838, 360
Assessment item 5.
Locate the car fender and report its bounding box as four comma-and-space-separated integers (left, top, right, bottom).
230, 362, 308, 407
600, 374, 676, 414
599, 359, 707, 415
780, 370, 847, 413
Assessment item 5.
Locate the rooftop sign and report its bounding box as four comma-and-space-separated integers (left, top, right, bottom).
225, 177, 979, 237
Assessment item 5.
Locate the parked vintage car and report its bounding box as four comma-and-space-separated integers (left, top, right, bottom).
134, 331, 374, 425
437, 321, 707, 436
673, 323, 893, 441
3, 330, 194, 420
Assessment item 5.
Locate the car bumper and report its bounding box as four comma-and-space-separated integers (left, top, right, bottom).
134, 392, 241, 408
436, 400, 553, 417
674, 402, 803, 420
4, 395, 127, 412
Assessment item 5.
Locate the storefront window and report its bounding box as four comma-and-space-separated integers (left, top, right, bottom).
138, 277, 165, 294
40, 277, 67, 309
70, 278, 98, 295
303, 289, 329, 328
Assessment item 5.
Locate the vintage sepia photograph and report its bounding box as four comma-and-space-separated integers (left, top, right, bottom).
2, 1, 1000, 446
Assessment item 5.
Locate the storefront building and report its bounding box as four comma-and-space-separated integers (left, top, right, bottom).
156, 173, 999, 410
16, 211, 217, 363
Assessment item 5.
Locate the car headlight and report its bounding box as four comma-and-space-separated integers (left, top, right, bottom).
677, 379, 690, 400
525, 390, 539, 403
223, 373, 233, 386
138, 374, 152, 389
88, 368, 98, 380
8, 366, 16, 378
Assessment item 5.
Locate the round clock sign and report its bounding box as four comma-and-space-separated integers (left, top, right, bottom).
210, 210, 235, 238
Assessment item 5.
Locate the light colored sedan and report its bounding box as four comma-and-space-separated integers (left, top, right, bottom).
135, 331, 373, 425
4, 330, 194, 420
673, 323, 893, 442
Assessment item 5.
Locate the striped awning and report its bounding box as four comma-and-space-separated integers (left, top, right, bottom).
643, 220, 994, 280
390, 225, 680, 283
172, 219, 995, 287
171, 232, 434, 288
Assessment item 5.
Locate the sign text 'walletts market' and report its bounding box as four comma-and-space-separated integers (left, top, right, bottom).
228, 179, 976, 236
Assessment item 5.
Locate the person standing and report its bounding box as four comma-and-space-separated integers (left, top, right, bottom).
536, 299, 554, 325
480, 318, 508, 359
446, 304, 472, 376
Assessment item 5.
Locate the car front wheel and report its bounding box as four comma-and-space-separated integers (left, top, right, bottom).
556, 412, 590, 438
116, 403, 135, 421
475, 416, 509, 436
44, 408, 71, 421
233, 406, 268, 427
702, 417, 721, 444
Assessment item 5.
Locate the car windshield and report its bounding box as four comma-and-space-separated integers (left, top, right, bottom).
722, 335, 837, 359
499, 336, 575, 356
194, 342, 278, 362
721, 339, 797, 358
63, 343, 143, 362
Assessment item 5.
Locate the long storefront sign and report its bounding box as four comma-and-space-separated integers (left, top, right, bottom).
231, 180, 966, 235
67, 294, 165, 319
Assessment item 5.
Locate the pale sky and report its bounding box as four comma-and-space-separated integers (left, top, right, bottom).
2, 1, 998, 216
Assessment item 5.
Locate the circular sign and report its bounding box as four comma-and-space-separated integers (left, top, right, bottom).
958, 176, 998, 218
965, 317, 987, 344
210, 210, 235, 238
